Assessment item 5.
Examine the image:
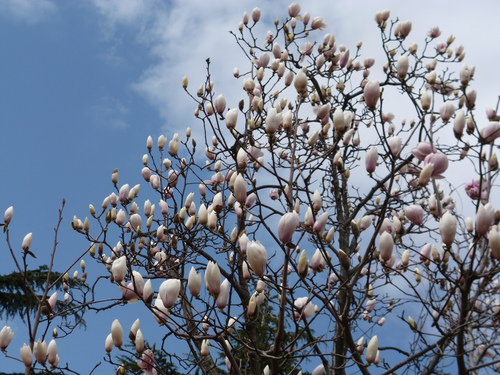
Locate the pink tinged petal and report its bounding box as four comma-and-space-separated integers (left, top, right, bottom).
216, 279, 229, 309
112, 256, 127, 283
363, 81, 380, 109
480, 122, 500, 143
278, 212, 299, 243
388, 136, 402, 156
365, 147, 378, 173
379, 232, 394, 262
412, 142, 436, 161
424, 153, 449, 176
313, 212, 329, 234
20, 343, 32, 366
22, 233, 33, 251
47, 340, 57, 365
0, 326, 14, 350
439, 102, 455, 122
405, 204, 425, 225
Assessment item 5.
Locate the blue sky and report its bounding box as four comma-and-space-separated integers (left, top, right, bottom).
1, 0, 500, 373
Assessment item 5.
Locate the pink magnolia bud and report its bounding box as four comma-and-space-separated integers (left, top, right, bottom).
22, 232, 33, 251
129, 213, 142, 232
146, 136, 153, 150
394, 20, 412, 38
294, 69, 308, 94
379, 232, 394, 262
288, 2, 300, 17
312, 190, 322, 211
251, 7, 261, 23
48, 291, 58, 311
216, 279, 229, 309
439, 102, 455, 122
388, 136, 402, 156
440, 211, 457, 246
476, 203, 495, 235
247, 241, 267, 276
105, 333, 113, 353
313, 212, 329, 234
480, 122, 500, 143
365, 147, 378, 173
406, 204, 425, 225
205, 261, 221, 295
412, 142, 436, 161
364, 81, 380, 109
214, 95, 226, 115
366, 335, 378, 364
0, 326, 14, 350
420, 243, 432, 266
396, 55, 409, 78
3, 206, 13, 224
424, 153, 449, 177
278, 212, 299, 243
188, 267, 201, 297
111, 319, 123, 347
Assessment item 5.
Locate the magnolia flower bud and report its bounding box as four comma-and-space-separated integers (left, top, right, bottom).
251, 7, 261, 23
440, 102, 455, 122
3, 206, 13, 224
22, 232, 33, 251
476, 203, 495, 235
205, 261, 221, 295
405, 205, 425, 225
365, 147, 378, 173
188, 267, 202, 297
421, 91, 431, 111
366, 336, 378, 364
294, 69, 308, 94
489, 227, 500, 260
418, 163, 434, 186
111, 319, 123, 348
298, 250, 309, 277
480, 122, 500, 143
20, 343, 32, 366
0, 327, 14, 350
396, 55, 409, 78
47, 339, 57, 365
216, 279, 229, 309
364, 81, 380, 109
388, 136, 402, 156
225, 108, 238, 130
247, 241, 267, 276
440, 211, 457, 246
379, 232, 394, 262
159, 279, 180, 308
112, 256, 127, 283
278, 212, 299, 243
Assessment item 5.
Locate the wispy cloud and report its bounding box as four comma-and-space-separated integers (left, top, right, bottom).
0, 0, 56, 24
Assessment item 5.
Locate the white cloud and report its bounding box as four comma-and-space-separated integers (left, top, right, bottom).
88, 0, 500, 136
0, 0, 56, 24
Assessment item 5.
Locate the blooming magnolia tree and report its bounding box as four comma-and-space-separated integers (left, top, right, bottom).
2, 3, 500, 375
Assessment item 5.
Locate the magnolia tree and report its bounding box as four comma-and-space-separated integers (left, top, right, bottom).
2, 3, 500, 375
